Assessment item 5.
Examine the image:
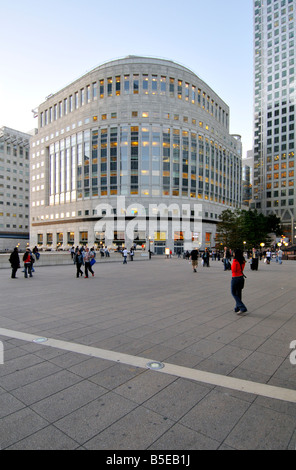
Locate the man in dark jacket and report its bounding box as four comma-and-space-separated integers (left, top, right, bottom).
190, 248, 199, 273
9, 247, 20, 279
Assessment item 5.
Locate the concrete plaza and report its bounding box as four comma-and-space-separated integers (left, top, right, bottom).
0, 255, 296, 450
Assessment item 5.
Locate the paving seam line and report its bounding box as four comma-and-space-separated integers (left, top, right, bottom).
0, 327, 296, 404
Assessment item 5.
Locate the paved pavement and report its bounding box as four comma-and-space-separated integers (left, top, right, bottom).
0, 255, 296, 450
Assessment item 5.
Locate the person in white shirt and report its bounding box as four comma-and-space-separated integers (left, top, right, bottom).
122, 248, 129, 264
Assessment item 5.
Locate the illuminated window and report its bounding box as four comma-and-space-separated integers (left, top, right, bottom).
143, 75, 148, 94
116, 76, 121, 96
100, 79, 104, 98
152, 75, 157, 94
178, 80, 182, 99
107, 77, 112, 96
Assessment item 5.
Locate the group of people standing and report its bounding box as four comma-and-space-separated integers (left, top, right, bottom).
9, 246, 40, 279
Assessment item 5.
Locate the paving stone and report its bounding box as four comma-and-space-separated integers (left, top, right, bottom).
84, 406, 175, 450
179, 389, 250, 442
0, 258, 295, 449
224, 403, 296, 450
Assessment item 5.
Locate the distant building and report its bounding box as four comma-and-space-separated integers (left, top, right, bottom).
242, 150, 254, 207
252, 0, 296, 243
0, 126, 31, 251
30, 56, 243, 253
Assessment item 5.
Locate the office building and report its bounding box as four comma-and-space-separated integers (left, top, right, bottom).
30, 56, 242, 253
0, 126, 31, 251
253, 0, 296, 242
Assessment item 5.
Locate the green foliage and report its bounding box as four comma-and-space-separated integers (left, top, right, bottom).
216, 209, 282, 250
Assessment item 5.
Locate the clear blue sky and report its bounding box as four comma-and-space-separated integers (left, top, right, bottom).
0, 0, 253, 155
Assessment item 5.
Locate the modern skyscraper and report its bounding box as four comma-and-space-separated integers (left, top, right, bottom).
253, 0, 296, 243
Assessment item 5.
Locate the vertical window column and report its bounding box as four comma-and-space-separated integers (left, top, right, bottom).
65, 137, 71, 202
152, 127, 161, 196
91, 130, 98, 197
141, 127, 150, 195
49, 144, 55, 205
84, 130, 90, 198
198, 136, 204, 199
182, 131, 189, 196
172, 129, 180, 196
71, 134, 77, 202
101, 129, 108, 195
120, 126, 129, 195
54, 141, 60, 204
131, 126, 139, 194
60, 139, 65, 203
190, 133, 197, 197
162, 128, 170, 195
77, 132, 83, 199
110, 127, 118, 195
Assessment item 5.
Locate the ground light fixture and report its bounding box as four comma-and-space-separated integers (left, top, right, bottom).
146, 361, 165, 370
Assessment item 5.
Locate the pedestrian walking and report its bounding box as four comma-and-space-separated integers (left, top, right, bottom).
266, 249, 271, 264
123, 247, 128, 264
70, 246, 75, 263
231, 248, 247, 314
250, 248, 259, 271
202, 248, 210, 267
278, 248, 283, 264
83, 247, 95, 278
223, 246, 231, 270
190, 248, 199, 272
75, 250, 84, 278
9, 247, 20, 278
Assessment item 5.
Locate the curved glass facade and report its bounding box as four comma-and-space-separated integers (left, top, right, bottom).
30, 57, 242, 251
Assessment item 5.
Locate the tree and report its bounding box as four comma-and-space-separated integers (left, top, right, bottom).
215, 209, 281, 250
215, 209, 241, 249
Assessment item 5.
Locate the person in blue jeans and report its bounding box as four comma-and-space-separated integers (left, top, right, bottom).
23, 248, 33, 278
231, 248, 247, 314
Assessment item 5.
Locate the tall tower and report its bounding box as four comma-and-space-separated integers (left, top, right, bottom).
253, 0, 296, 242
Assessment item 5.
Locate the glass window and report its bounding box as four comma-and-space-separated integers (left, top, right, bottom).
116, 76, 121, 96
133, 75, 139, 94
100, 79, 104, 98
178, 80, 182, 99
92, 82, 97, 99
108, 78, 112, 96
143, 75, 149, 94
152, 75, 157, 94
160, 76, 166, 95
169, 78, 175, 97
124, 75, 130, 94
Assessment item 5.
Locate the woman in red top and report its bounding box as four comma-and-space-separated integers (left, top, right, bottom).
231, 248, 247, 314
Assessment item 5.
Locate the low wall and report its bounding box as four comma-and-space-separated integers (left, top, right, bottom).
0, 251, 149, 269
